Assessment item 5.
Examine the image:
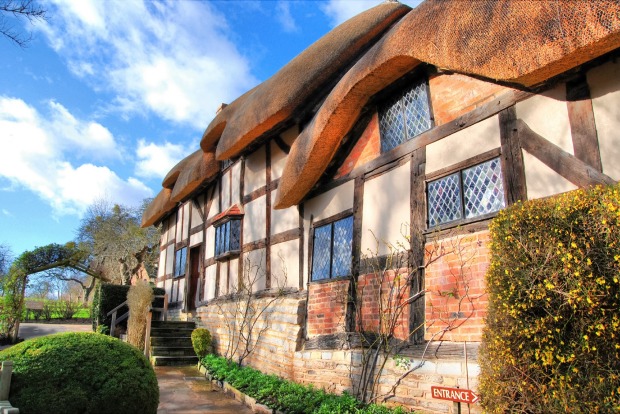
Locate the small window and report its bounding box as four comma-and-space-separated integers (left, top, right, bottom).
311, 216, 354, 281
379, 78, 432, 153
215, 219, 241, 258
427, 157, 505, 228
174, 247, 187, 277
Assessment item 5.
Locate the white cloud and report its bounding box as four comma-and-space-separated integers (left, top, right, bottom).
135, 139, 187, 180
40, 0, 259, 130
1, 209, 12, 217
322, 0, 423, 27
0, 96, 152, 216
276, 1, 299, 33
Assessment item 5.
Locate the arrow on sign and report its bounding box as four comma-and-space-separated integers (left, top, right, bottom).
431, 386, 479, 404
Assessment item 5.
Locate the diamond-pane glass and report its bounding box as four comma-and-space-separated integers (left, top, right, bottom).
427, 173, 462, 227
379, 95, 405, 153
230, 219, 241, 251
379, 79, 431, 153
331, 216, 353, 278
403, 81, 431, 139
215, 225, 222, 256
312, 225, 332, 281
463, 158, 505, 218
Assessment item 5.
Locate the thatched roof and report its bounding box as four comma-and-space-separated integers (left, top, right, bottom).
143, 0, 620, 226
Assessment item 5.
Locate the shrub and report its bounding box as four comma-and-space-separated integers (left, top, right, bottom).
201, 354, 405, 413
57, 299, 80, 319
191, 328, 213, 358
127, 281, 154, 350
480, 185, 620, 413
0, 332, 159, 414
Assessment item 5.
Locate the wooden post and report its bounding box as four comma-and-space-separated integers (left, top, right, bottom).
144, 311, 153, 359
110, 311, 117, 337
0, 361, 13, 400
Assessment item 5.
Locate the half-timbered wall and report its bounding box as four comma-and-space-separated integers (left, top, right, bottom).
154, 54, 620, 414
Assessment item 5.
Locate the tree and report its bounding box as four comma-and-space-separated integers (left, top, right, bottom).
0, 0, 46, 47
0, 243, 11, 278
77, 199, 160, 285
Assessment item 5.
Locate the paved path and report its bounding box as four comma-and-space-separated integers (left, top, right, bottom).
156, 365, 253, 414
18, 322, 92, 340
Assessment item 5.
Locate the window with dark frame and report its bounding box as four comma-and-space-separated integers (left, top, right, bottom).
174, 246, 187, 278
215, 219, 241, 258
427, 157, 506, 228
311, 216, 354, 281
378, 77, 432, 153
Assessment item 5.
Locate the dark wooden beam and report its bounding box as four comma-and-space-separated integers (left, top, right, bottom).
518, 119, 615, 188
270, 228, 301, 246
409, 147, 426, 344
499, 107, 527, 204
566, 75, 602, 173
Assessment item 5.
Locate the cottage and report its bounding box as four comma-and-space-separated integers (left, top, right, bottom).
142, 1, 620, 412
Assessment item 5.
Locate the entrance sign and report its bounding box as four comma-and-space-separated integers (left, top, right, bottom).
430, 386, 479, 404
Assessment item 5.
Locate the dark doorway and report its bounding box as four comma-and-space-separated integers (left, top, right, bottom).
187, 246, 201, 311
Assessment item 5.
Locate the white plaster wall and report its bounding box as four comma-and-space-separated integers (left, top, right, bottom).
221, 170, 231, 209
168, 212, 177, 244
218, 265, 228, 295
272, 126, 298, 181
189, 231, 203, 247
190, 195, 203, 229
182, 202, 190, 241
523, 149, 577, 200
205, 264, 217, 300
158, 248, 166, 277
229, 258, 239, 292
231, 161, 242, 206
244, 146, 266, 196
177, 278, 185, 303
164, 278, 172, 302
160, 218, 169, 246
271, 191, 299, 235
304, 181, 354, 222
208, 183, 221, 220
243, 195, 267, 243
588, 60, 620, 180
176, 207, 183, 241
243, 248, 267, 292
205, 226, 215, 260
271, 239, 299, 289
516, 83, 573, 154
362, 162, 411, 255
426, 115, 500, 173
165, 244, 175, 275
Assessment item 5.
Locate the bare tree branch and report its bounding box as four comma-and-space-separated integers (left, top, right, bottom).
0, 0, 46, 47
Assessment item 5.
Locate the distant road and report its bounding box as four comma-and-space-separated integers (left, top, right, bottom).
1, 322, 93, 350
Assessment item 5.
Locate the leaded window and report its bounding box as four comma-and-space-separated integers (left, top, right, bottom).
215, 219, 241, 257
379, 78, 432, 153
174, 247, 187, 277
311, 216, 354, 281
427, 158, 505, 227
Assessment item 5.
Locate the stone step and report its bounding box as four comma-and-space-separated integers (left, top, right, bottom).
150, 327, 195, 338
151, 320, 196, 330
150, 346, 196, 357
151, 355, 199, 366
150, 336, 193, 347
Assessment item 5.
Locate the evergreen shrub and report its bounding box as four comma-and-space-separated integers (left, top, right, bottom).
0, 332, 159, 414
480, 185, 620, 413
191, 328, 213, 358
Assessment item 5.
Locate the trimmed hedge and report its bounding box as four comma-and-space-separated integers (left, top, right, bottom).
92, 284, 165, 332
0, 332, 159, 414
202, 354, 405, 414
480, 185, 620, 413
191, 328, 213, 358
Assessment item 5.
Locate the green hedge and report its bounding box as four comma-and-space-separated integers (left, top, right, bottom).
91, 284, 165, 332
480, 185, 620, 413
202, 355, 406, 414
0, 332, 159, 414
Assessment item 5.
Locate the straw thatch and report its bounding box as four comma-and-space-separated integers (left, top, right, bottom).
141, 188, 175, 228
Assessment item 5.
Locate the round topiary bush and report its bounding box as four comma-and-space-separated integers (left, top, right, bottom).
191, 328, 213, 358
0, 332, 159, 414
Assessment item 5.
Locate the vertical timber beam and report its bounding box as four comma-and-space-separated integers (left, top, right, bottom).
265, 144, 272, 289
409, 148, 426, 344
499, 106, 527, 205
347, 175, 364, 333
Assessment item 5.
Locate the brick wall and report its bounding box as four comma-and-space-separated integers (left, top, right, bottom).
306, 279, 350, 337
335, 113, 381, 179
424, 230, 490, 342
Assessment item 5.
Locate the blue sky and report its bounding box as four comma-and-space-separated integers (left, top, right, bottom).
0, 0, 421, 256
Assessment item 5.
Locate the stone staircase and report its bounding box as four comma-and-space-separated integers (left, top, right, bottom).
149, 320, 198, 366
